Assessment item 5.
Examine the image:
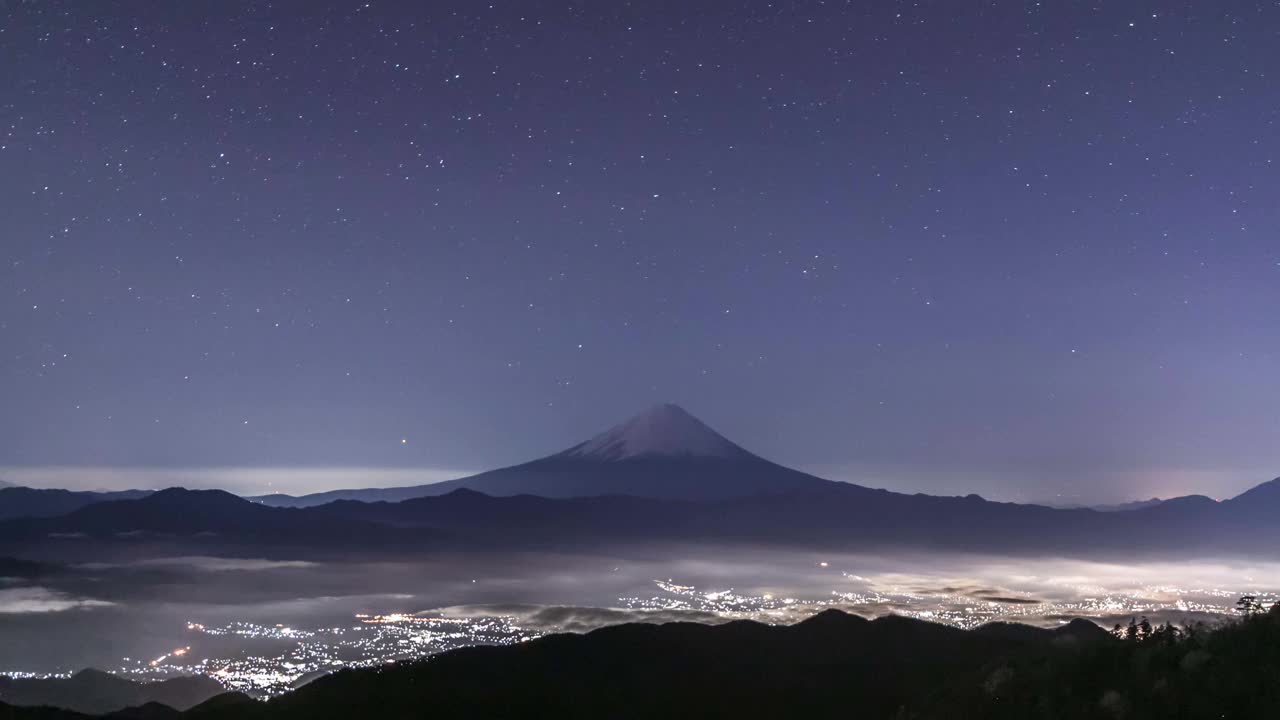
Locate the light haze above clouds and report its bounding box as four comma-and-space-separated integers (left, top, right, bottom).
0, 466, 470, 497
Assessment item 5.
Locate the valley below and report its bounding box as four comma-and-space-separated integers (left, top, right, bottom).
3, 546, 1275, 697
4, 407, 1280, 715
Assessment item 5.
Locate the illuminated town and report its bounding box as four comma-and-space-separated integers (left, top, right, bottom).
5, 570, 1275, 698
107, 614, 539, 696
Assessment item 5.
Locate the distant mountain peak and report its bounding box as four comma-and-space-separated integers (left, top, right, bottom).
253, 404, 836, 503
556, 403, 757, 462
143, 487, 249, 506
1229, 477, 1280, 503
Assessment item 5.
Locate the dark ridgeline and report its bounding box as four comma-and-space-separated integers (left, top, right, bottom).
3, 479, 1280, 561
5, 606, 1280, 719
0, 669, 222, 715
0, 488, 153, 522
3, 405, 1278, 558
0, 488, 437, 561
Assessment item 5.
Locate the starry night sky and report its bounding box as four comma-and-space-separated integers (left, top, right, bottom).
3, 1, 1279, 502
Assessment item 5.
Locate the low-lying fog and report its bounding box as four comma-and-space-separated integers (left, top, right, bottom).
2, 546, 1277, 694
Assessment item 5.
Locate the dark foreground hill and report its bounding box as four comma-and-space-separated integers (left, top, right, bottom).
0, 670, 221, 715
7, 607, 1280, 719
257, 612, 1113, 720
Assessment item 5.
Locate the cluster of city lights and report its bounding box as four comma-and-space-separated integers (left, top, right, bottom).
5, 570, 1275, 697
120, 613, 537, 696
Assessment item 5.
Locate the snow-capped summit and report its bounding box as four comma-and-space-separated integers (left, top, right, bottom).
254, 403, 835, 503
557, 403, 756, 462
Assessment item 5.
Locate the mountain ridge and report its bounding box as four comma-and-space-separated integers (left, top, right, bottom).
0, 668, 222, 715
0, 610, 1121, 720
9, 474, 1280, 559
253, 404, 831, 505
5, 610, 1280, 719
0, 487, 153, 521
240, 406, 1279, 510
2, 407, 1276, 556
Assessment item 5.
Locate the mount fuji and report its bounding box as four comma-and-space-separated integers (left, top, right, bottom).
556, 403, 756, 462
10, 405, 1280, 555
255, 404, 834, 506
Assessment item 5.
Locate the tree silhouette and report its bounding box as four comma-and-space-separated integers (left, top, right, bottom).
1237, 595, 1266, 616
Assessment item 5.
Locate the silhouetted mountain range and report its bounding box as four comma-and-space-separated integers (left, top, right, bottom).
9, 608, 1280, 719
0, 488, 152, 522
0, 612, 1111, 719
4, 477, 1280, 558
0, 669, 222, 715
0, 489, 437, 556
246, 611, 1116, 719
3, 406, 1280, 556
